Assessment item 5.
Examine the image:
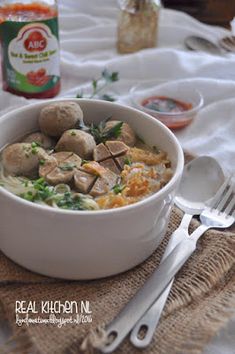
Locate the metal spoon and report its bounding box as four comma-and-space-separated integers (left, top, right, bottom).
130, 156, 224, 348
185, 35, 224, 56
102, 156, 224, 353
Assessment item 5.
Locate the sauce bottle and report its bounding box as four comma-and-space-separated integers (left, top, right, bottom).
0, 0, 60, 98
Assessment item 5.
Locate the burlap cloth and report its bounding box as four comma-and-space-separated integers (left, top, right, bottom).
0, 158, 235, 354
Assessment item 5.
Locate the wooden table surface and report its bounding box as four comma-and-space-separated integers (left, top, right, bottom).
162, 0, 235, 27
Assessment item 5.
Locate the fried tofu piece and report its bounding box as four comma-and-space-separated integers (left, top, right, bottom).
115, 155, 129, 170
100, 158, 120, 175
105, 141, 129, 157
74, 170, 97, 194
93, 141, 129, 174
90, 170, 118, 197
93, 143, 111, 162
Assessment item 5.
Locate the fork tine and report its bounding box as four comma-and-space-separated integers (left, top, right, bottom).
225, 199, 235, 216
209, 175, 232, 209
224, 189, 235, 215
216, 185, 234, 213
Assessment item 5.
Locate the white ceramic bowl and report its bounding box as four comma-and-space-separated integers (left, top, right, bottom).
0, 99, 184, 280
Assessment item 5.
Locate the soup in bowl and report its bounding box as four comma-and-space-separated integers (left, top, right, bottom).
0, 99, 184, 279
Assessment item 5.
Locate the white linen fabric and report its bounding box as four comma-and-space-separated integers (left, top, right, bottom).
0, 0, 234, 352
1, 0, 235, 171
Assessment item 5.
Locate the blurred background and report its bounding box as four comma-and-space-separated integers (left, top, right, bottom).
162, 0, 235, 27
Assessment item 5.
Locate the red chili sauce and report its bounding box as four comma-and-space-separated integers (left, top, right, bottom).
142, 96, 193, 130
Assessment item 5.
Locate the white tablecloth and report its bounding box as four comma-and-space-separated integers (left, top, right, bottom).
0, 0, 234, 352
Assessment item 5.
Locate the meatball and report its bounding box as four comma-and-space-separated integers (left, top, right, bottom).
104, 120, 136, 147
55, 130, 96, 159
2, 143, 45, 177
39, 102, 83, 137
23, 132, 54, 149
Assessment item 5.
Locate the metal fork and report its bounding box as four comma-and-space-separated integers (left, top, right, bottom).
101, 177, 235, 353
130, 176, 235, 349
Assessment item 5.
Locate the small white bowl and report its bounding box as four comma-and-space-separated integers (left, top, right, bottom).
0, 99, 184, 279
130, 80, 204, 130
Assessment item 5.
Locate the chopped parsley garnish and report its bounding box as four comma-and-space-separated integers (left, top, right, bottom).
21, 191, 34, 202
33, 177, 44, 187
23, 180, 29, 187
23, 144, 31, 158
59, 163, 76, 171
20, 178, 54, 202
124, 157, 131, 166
31, 141, 40, 148
81, 159, 89, 165
56, 192, 86, 210
32, 178, 54, 200
113, 183, 126, 194
70, 131, 76, 136
39, 159, 45, 166
19, 178, 93, 211
31, 141, 40, 155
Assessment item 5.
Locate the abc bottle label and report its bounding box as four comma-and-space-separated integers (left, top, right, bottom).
0, 17, 60, 93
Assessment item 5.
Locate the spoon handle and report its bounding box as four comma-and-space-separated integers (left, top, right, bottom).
163, 213, 192, 263
101, 239, 196, 353
130, 214, 192, 348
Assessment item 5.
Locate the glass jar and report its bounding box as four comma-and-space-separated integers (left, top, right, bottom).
0, 0, 60, 98
117, 0, 162, 54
